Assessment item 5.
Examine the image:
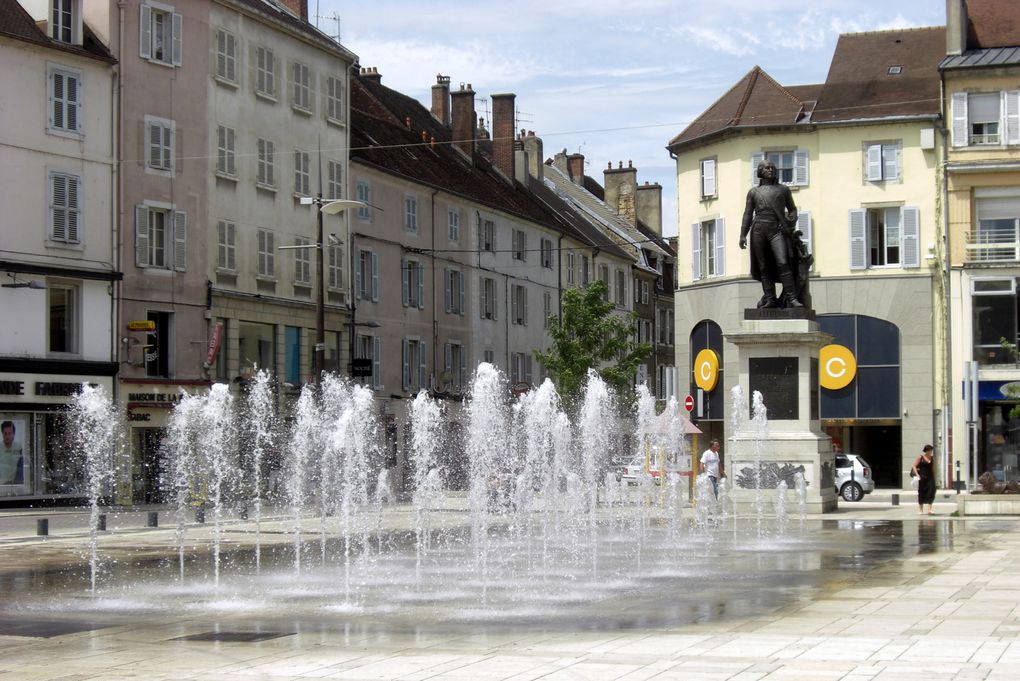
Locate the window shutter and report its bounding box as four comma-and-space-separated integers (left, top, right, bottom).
884, 144, 899, 182
849, 208, 867, 270
511, 286, 518, 325
794, 150, 809, 186
444, 268, 452, 312
173, 211, 187, 271
171, 12, 183, 66
402, 339, 410, 390
458, 272, 465, 316
460, 345, 467, 385
135, 205, 149, 266
479, 276, 485, 318
419, 341, 427, 391
50, 71, 62, 128
714, 218, 725, 276
701, 159, 715, 197
355, 251, 362, 300
66, 74, 79, 131
1004, 90, 1020, 145
444, 343, 452, 372
525, 355, 533, 383
691, 222, 702, 281
372, 337, 381, 388
797, 211, 812, 262
371, 252, 379, 301
139, 4, 152, 59
66, 175, 79, 242
522, 287, 528, 326
866, 144, 883, 181
901, 206, 920, 268
149, 122, 161, 167
401, 258, 409, 306
951, 92, 968, 147
50, 174, 66, 241
417, 265, 425, 310
751, 152, 764, 187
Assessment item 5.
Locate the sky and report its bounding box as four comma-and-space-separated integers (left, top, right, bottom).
318, 1, 946, 237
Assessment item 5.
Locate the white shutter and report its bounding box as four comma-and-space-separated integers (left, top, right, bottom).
794, 150, 809, 186
884, 144, 899, 182
691, 222, 702, 281
419, 341, 427, 390
171, 12, 182, 66
866, 144, 883, 181
458, 272, 465, 315
173, 211, 186, 271
849, 208, 867, 270
50, 71, 62, 129
149, 122, 161, 168
135, 205, 149, 266
66, 175, 79, 242
798, 211, 812, 262
50, 174, 66, 241
401, 258, 409, 307
1004, 90, 1020, 145
701, 159, 716, 197
372, 337, 381, 388
714, 218, 725, 276
66, 74, 79, 131
751, 152, 764, 187
901, 206, 920, 268
371, 252, 379, 301
139, 4, 152, 59
402, 339, 410, 390
951, 92, 968, 147
444, 268, 452, 312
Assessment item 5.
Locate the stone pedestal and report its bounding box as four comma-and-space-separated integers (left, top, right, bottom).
724, 313, 838, 514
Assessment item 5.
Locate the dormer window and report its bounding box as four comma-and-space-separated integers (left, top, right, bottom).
51, 0, 80, 45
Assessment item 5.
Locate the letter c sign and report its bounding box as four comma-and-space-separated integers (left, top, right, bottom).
694, 349, 719, 392
820, 344, 857, 390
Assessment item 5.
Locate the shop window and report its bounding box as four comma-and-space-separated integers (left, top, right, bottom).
284, 326, 300, 384
356, 334, 381, 388
0, 417, 27, 487
324, 330, 341, 375
238, 320, 274, 377
48, 284, 78, 354
971, 278, 1017, 365
818, 314, 900, 419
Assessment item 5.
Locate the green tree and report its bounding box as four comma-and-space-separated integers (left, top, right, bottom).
536, 279, 651, 406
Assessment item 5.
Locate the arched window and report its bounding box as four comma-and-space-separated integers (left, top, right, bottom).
818, 314, 900, 419
690, 320, 724, 419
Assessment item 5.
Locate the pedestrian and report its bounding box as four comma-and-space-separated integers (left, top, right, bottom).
700, 439, 722, 498
911, 444, 936, 515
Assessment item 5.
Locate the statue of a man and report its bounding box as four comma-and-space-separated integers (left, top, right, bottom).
739, 159, 806, 309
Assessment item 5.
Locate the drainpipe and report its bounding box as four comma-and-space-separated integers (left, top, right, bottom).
431, 189, 439, 385
114, 1, 125, 390
938, 85, 954, 490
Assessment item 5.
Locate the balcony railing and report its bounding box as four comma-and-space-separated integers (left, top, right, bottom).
966, 226, 1020, 263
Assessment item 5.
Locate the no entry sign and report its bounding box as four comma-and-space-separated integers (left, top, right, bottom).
684, 394, 694, 412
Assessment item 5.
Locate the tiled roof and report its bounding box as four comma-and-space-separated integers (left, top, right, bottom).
0, 0, 114, 63
965, 0, 1020, 49
232, 0, 356, 60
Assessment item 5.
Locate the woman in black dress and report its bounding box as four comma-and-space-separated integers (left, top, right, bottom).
912, 444, 936, 515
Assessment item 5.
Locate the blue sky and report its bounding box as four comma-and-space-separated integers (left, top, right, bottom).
320, 1, 946, 236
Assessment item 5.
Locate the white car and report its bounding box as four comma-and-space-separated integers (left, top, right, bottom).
834, 453, 875, 502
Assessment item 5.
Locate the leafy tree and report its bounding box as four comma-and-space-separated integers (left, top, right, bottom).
536, 279, 651, 406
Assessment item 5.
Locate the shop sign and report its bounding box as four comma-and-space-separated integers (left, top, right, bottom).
0, 380, 98, 398
693, 349, 720, 392
204, 322, 224, 368
820, 344, 857, 390
127, 320, 156, 332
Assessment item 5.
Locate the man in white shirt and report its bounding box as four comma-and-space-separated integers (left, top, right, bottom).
700, 438, 722, 498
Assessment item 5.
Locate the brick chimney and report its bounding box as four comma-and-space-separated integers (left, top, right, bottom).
636, 181, 663, 236
491, 93, 516, 180
522, 130, 543, 181
566, 153, 585, 185
450, 82, 475, 158
431, 74, 451, 125
360, 66, 381, 84
604, 160, 638, 224
278, 0, 308, 21
946, 0, 969, 55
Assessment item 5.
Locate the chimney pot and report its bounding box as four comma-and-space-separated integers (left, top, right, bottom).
422, 130, 427, 142
618, 161, 623, 169
628, 160, 633, 168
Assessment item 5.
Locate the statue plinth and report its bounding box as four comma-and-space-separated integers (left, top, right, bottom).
744, 307, 816, 321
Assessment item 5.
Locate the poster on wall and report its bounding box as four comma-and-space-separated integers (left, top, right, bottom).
0, 416, 29, 491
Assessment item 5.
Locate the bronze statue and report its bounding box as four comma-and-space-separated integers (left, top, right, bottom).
739, 160, 810, 309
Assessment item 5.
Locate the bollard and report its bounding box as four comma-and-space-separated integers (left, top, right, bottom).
147, 511, 158, 527
195, 508, 205, 524
36, 518, 49, 536
891, 493, 900, 506
97, 514, 107, 531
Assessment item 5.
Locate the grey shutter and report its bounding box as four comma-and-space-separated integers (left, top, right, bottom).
354, 250, 362, 299
417, 264, 425, 309
50, 71, 62, 128
511, 285, 518, 325
401, 258, 409, 306
419, 341, 427, 390
751, 152, 764, 187
479, 275, 485, 318
444, 343, 452, 372
1004, 90, 1020, 145
67, 175, 79, 242
444, 268, 452, 312
522, 287, 528, 326
249, 44, 257, 94
798, 211, 812, 263
171, 12, 182, 66
372, 337, 381, 388
794, 150, 809, 186
148, 122, 161, 168
460, 344, 467, 386
901, 206, 920, 268
702, 159, 715, 197
849, 208, 867, 270
866, 144, 883, 181
883, 144, 899, 181
951, 92, 968, 147
402, 339, 409, 390
173, 211, 186, 271
371, 252, 379, 301
50, 174, 66, 241
139, 4, 151, 59
714, 218, 725, 276
135, 205, 149, 266
691, 222, 702, 281
66, 74, 79, 131
458, 272, 465, 315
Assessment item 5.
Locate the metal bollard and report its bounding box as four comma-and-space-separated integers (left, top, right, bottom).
147, 511, 159, 527
891, 493, 900, 506
36, 518, 49, 536
97, 514, 107, 531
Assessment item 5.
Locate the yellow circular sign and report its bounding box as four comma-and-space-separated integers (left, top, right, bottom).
693, 349, 720, 392
820, 344, 857, 390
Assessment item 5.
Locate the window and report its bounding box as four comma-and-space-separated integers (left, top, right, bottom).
326, 76, 344, 122
356, 181, 371, 220
599, 264, 610, 299
284, 326, 301, 384
216, 125, 236, 176
291, 61, 311, 111
238, 320, 274, 375
480, 276, 497, 320
48, 67, 81, 133
402, 337, 427, 392
49, 172, 80, 244
751, 150, 808, 186
510, 352, 533, 384
691, 218, 725, 280
327, 160, 343, 200
51, 0, 76, 43
135, 204, 185, 270
615, 269, 626, 305
402, 258, 424, 309
541, 238, 554, 268
581, 255, 590, 286
445, 269, 465, 315
293, 150, 310, 195
356, 334, 381, 388
513, 229, 527, 261
145, 116, 174, 173
511, 284, 528, 326
294, 237, 311, 285
972, 279, 1018, 364
356, 249, 379, 301
256, 138, 275, 187
444, 342, 466, 390
327, 244, 343, 289
864, 142, 900, 182
480, 219, 496, 252
146, 311, 172, 377
404, 195, 418, 232
566, 252, 575, 285
257, 229, 275, 278
952, 91, 1020, 147
48, 284, 78, 354
641, 280, 650, 305
657, 308, 674, 345
970, 196, 1020, 263
323, 330, 341, 374
140, 3, 182, 66
255, 46, 276, 98
657, 365, 676, 401
637, 318, 652, 344
483, 348, 495, 365
848, 206, 919, 269
448, 208, 460, 241
700, 158, 716, 198
543, 290, 552, 329
216, 219, 235, 271
214, 28, 237, 83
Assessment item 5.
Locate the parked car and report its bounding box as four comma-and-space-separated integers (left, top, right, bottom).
834, 453, 875, 501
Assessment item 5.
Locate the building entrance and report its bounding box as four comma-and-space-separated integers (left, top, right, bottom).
825, 423, 901, 488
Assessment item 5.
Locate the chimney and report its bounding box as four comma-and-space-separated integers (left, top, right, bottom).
360, 66, 382, 84
566, 153, 585, 185
278, 0, 308, 21
450, 82, 476, 158
431, 74, 451, 125
523, 130, 543, 181
514, 138, 529, 185
945, 0, 969, 55
604, 160, 638, 224
490, 93, 516, 181
636, 181, 663, 236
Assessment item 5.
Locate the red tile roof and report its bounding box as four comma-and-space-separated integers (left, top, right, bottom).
965, 0, 1020, 49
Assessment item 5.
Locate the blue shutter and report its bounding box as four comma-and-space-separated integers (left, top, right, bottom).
849, 209, 867, 270
714, 218, 725, 276
691, 222, 702, 281
901, 206, 920, 268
